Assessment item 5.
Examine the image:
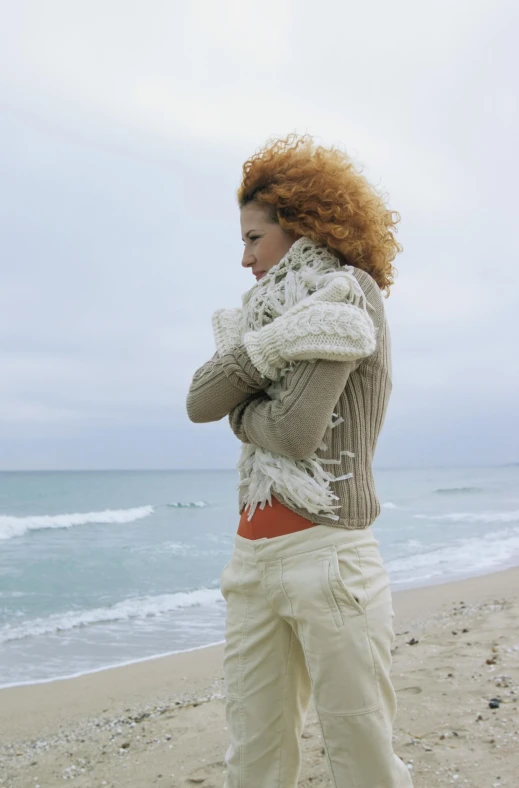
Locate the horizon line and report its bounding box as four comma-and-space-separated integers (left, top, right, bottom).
0, 463, 517, 473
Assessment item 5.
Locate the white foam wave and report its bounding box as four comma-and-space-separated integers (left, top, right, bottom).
167, 501, 208, 508
0, 587, 223, 644
414, 509, 519, 524
0, 506, 154, 541
382, 501, 398, 509
387, 525, 519, 586
434, 486, 484, 494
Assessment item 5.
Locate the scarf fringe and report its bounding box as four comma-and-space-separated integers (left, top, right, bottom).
237, 444, 343, 522
236, 237, 364, 521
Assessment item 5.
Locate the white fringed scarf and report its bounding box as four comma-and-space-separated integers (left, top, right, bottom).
235, 236, 377, 522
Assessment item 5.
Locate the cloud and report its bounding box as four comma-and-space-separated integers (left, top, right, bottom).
0, 0, 517, 468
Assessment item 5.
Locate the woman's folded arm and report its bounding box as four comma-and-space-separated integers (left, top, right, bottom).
228, 357, 363, 460
186, 345, 270, 423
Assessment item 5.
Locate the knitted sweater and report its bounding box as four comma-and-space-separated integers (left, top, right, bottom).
186, 266, 392, 530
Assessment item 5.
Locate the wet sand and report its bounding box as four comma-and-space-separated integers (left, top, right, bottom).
1, 566, 518, 787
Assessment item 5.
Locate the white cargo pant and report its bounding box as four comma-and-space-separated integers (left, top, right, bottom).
220, 523, 413, 788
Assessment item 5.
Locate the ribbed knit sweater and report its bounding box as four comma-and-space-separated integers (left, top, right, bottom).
186, 267, 392, 530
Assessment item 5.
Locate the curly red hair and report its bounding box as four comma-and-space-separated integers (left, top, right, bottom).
237, 134, 402, 295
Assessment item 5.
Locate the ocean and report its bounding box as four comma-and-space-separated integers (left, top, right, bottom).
1, 466, 518, 688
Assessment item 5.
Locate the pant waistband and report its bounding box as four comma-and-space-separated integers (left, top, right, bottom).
233, 523, 379, 562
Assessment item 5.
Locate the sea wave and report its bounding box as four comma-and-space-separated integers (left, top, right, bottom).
0, 505, 154, 541
387, 524, 519, 584
414, 509, 519, 524
128, 541, 190, 555
167, 501, 208, 508
434, 486, 484, 494
0, 587, 223, 644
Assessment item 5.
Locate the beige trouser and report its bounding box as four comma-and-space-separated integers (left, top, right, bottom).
220, 523, 413, 788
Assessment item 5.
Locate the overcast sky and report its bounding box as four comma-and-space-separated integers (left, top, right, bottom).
1, 0, 517, 470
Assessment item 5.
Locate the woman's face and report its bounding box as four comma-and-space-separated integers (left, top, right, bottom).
240, 202, 298, 282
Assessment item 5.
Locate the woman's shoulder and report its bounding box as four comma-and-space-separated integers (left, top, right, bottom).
349, 266, 386, 324
349, 265, 378, 292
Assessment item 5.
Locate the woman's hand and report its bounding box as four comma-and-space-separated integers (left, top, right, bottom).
212, 307, 243, 356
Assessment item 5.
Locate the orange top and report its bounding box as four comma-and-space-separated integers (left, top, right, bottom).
237, 495, 318, 540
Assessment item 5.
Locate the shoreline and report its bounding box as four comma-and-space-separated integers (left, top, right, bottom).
0, 640, 227, 692
3, 560, 519, 693
1, 564, 518, 787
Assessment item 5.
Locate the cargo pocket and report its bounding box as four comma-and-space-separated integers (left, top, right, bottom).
310, 548, 380, 715
321, 546, 366, 626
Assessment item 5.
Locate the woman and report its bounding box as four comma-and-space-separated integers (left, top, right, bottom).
186, 134, 412, 788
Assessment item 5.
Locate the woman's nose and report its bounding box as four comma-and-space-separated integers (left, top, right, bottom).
241, 250, 255, 268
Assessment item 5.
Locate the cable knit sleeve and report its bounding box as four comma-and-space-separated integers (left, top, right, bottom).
228, 357, 363, 460
186, 345, 270, 423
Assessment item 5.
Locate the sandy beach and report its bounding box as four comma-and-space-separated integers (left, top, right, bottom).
1, 566, 518, 788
